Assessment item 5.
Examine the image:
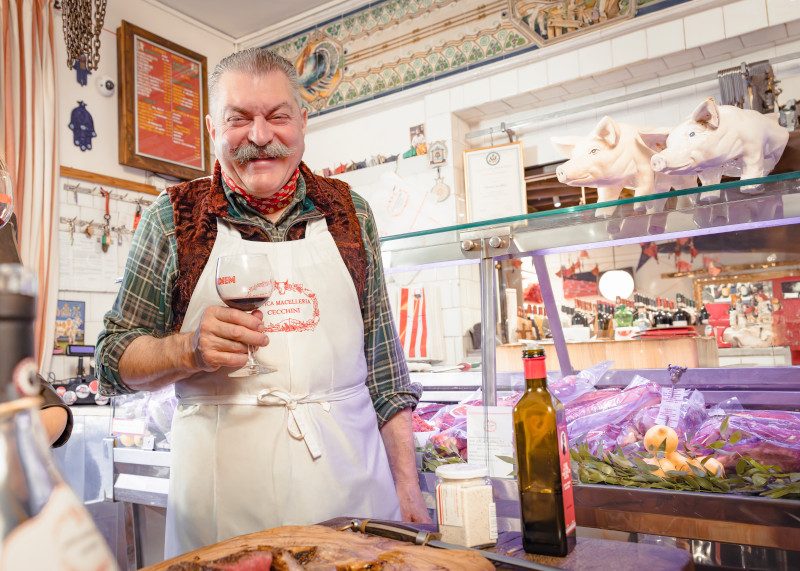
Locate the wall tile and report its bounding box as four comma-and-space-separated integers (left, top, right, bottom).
700, 36, 744, 59
425, 90, 451, 118
611, 30, 647, 68
490, 69, 518, 101
503, 92, 540, 110
477, 100, 514, 116
578, 41, 612, 77
662, 47, 705, 70
442, 307, 462, 337
425, 113, 452, 141
684, 8, 725, 49
546, 51, 580, 85
562, 77, 599, 94
766, 0, 800, 25
593, 67, 633, 87
647, 20, 685, 59
517, 60, 548, 93
724, 0, 769, 37
739, 23, 787, 47
460, 77, 492, 108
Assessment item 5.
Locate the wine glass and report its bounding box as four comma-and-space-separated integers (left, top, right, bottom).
0, 170, 14, 229
215, 254, 275, 377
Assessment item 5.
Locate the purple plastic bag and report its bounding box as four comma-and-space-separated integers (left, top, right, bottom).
690, 409, 800, 472
565, 378, 661, 447
549, 360, 612, 404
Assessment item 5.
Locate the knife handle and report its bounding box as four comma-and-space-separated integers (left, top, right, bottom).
350, 519, 436, 546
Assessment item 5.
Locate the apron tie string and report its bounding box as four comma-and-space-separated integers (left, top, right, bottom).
256, 388, 325, 459
178, 384, 367, 461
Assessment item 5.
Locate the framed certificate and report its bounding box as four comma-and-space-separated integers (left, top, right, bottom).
117, 21, 210, 180
464, 142, 527, 223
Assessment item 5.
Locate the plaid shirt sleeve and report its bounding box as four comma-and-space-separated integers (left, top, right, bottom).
96, 193, 178, 396
352, 192, 421, 426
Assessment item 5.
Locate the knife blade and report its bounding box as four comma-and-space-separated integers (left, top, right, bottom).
346, 519, 561, 571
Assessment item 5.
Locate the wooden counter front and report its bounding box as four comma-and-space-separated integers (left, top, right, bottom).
497, 337, 719, 372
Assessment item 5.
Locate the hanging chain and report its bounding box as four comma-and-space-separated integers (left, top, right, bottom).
60, 0, 107, 71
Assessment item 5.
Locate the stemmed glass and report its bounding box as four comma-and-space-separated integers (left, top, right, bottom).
215, 254, 275, 377
0, 169, 14, 229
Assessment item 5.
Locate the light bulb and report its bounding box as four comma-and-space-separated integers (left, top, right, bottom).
599, 270, 634, 301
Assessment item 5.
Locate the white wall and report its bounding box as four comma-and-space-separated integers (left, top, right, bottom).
50, 2, 235, 381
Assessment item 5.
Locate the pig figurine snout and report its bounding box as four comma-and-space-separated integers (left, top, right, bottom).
650, 154, 667, 173
556, 165, 567, 183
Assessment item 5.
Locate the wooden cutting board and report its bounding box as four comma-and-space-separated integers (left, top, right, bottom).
144, 524, 494, 570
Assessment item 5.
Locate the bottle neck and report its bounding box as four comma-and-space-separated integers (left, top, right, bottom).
523, 357, 547, 390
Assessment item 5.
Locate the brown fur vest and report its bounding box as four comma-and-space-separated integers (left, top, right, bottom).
167, 161, 367, 331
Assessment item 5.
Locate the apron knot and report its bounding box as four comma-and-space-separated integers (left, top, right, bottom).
256, 388, 323, 459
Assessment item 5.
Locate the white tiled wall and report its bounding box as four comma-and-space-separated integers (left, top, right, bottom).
49, 180, 155, 382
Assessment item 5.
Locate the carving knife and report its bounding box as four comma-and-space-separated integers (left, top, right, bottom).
345, 518, 561, 571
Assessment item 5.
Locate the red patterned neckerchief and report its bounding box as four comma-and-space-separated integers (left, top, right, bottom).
221, 168, 300, 215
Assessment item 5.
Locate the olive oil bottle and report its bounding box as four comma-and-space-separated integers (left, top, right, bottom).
513, 346, 576, 556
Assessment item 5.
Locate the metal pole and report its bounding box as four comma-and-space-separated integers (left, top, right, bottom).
479, 248, 498, 406
532, 254, 573, 377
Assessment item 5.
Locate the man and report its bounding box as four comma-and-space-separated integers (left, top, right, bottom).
96, 48, 429, 558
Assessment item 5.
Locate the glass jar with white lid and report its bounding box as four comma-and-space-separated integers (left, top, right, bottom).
435, 463, 498, 548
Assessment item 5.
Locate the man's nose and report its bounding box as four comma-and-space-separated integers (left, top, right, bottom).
249, 116, 272, 147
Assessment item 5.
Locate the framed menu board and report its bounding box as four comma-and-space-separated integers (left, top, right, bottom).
117, 21, 210, 180
464, 142, 527, 223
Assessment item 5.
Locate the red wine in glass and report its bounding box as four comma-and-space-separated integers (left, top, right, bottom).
215, 254, 275, 377
221, 296, 270, 312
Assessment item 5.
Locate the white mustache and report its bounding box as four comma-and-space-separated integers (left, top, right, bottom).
232, 142, 293, 163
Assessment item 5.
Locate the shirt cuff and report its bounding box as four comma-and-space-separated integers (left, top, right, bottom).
97, 329, 151, 396
372, 382, 422, 428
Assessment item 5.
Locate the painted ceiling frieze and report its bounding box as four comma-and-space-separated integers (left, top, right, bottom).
264, 0, 690, 116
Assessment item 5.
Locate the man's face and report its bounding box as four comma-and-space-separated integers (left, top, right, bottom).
206, 70, 307, 198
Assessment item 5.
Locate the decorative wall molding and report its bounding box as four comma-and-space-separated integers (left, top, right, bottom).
264, 0, 691, 117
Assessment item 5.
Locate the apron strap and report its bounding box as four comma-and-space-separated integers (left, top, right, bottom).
179, 384, 366, 460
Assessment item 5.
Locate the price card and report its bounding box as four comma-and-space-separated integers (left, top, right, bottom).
655, 387, 688, 428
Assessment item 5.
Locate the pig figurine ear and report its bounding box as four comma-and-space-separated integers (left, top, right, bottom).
591, 116, 620, 148
638, 129, 670, 152
551, 136, 581, 158
691, 98, 720, 129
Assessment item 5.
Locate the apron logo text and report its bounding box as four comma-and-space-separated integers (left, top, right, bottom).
263, 280, 320, 333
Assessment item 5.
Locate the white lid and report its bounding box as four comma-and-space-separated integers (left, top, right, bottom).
435, 463, 488, 480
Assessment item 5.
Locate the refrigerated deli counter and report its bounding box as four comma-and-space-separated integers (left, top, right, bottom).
89, 174, 800, 569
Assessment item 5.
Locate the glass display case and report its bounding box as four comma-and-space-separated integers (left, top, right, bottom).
384, 172, 800, 567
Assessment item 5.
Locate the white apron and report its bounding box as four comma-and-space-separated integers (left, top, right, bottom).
164, 218, 401, 558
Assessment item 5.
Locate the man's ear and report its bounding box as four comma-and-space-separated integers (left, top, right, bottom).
300, 106, 308, 136
205, 114, 216, 142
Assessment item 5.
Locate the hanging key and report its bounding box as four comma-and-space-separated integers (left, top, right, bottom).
66, 218, 76, 245
116, 226, 124, 246
101, 189, 111, 253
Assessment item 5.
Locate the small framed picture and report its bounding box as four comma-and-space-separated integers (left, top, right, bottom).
410, 124, 427, 155
54, 300, 86, 354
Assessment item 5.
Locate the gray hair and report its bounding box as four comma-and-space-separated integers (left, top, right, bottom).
209, 48, 303, 116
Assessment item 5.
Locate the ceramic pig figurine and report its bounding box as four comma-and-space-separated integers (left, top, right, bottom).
553, 116, 697, 216
648, 98, 789, 198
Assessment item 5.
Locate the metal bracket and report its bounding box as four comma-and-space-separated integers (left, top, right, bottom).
459, 226, 513, 260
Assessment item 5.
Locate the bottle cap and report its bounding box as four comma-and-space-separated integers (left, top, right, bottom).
435, 463, 489, 480
522, 341, 543, 358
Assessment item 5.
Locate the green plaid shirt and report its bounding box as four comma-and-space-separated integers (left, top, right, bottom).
96, 174, 420, 426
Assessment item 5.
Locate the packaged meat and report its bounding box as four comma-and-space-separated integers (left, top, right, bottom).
633, 389, 707, 440
690, 409, 800, 472
548, 360, 612, 404
565, 380, 661, 447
